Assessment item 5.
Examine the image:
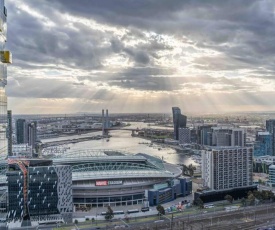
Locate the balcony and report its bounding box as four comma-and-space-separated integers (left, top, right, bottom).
1, 51, 12, 64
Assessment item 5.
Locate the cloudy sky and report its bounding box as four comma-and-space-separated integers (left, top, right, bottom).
5, 0, 275, 114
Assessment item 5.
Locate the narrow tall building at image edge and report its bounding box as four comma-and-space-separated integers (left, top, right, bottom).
172, 107, 187, 140
7, 110, 12, 156
266, 119, 275, 156
0, 0, 11, 157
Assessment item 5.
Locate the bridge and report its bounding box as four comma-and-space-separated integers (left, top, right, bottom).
50, 127, 141, 136
44, 127, 173, 136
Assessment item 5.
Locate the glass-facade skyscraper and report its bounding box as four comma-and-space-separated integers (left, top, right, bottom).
7, 159, 73, 225
254, 131, 273, 157
172, 107, 187, 140
266, 119, 275, 156
0, 0, 11, 157
16, 119, 26, 144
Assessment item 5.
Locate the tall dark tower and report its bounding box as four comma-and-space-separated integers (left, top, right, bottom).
0, 0, 12, 157
106, 109, 109, 128
7, 110, 12, 156
27, 121, 37, 151
102, 109, 105, 136
172, 107, 187, 140
16, 119, 26, 144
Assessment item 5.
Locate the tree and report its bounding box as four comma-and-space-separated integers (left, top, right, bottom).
247, 193, 256, 205
182, 164, 189, 176
74, 219, 78, 224
253, 190, 263, 201
224, 195, 233, 204
188, 164, 196, 177
105, 206, 114, 221
156, 204, 165, 215
241, 198, 247, 207
262, 190, 275, 201
181, 164, 196, 176
193, 198, 204, 209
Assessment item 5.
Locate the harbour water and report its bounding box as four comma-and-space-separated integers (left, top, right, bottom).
41, 122, 196, 166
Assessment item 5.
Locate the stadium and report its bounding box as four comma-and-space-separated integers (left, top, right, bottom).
0, 149, 192, 215
52, 149, 192, 210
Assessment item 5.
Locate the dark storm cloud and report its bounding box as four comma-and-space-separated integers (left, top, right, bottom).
5, 0, 275, 100
110, 38, 151, 65
12, 0, 275, 64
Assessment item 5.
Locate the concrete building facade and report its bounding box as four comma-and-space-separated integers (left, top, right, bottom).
211, 127, 246, 147
202, 147, 253, 191
269, 165, 275, 188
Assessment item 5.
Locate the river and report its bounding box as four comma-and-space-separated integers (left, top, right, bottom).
41, 122, 196, 166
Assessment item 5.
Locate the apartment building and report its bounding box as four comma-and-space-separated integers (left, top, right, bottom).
202, 147, 253, 191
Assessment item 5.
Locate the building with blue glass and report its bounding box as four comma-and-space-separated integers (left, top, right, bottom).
254, 131, 273, 157
197, 125, 213, 146
6, 159, 73, 227
266, 119, 275, 156
147, 178, 192, 206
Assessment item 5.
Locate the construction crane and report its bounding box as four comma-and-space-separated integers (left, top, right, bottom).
8, 159, 30, 217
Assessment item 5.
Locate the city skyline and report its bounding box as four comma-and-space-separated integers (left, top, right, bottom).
5, 0, 275, 114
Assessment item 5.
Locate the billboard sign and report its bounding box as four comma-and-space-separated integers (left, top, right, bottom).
95, 180, 123, 186
96, 180, 108, 186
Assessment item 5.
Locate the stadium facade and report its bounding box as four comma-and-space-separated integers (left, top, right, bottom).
52, 149, 192, 210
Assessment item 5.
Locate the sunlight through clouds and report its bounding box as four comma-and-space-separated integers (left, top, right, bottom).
5, 0, 275, 114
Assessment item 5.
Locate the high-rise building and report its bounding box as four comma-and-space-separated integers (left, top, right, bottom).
197, 125, 213, 146
7, 159, 73, 226
172, 107, 187, 140
266, 119, 275, 156
7, 110, 12, 156
201, 147, 253, 191
254, 131, 273, 157
16, 119, 37, 152
269, 165, 275, 188
211, 127, 246, 147
105, 109, 109, 128
16, 119, 26, 144
196, 126, 246, 147
27, 121, 37, 150
178, 128, 191, 145
0, 0, 11, 157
